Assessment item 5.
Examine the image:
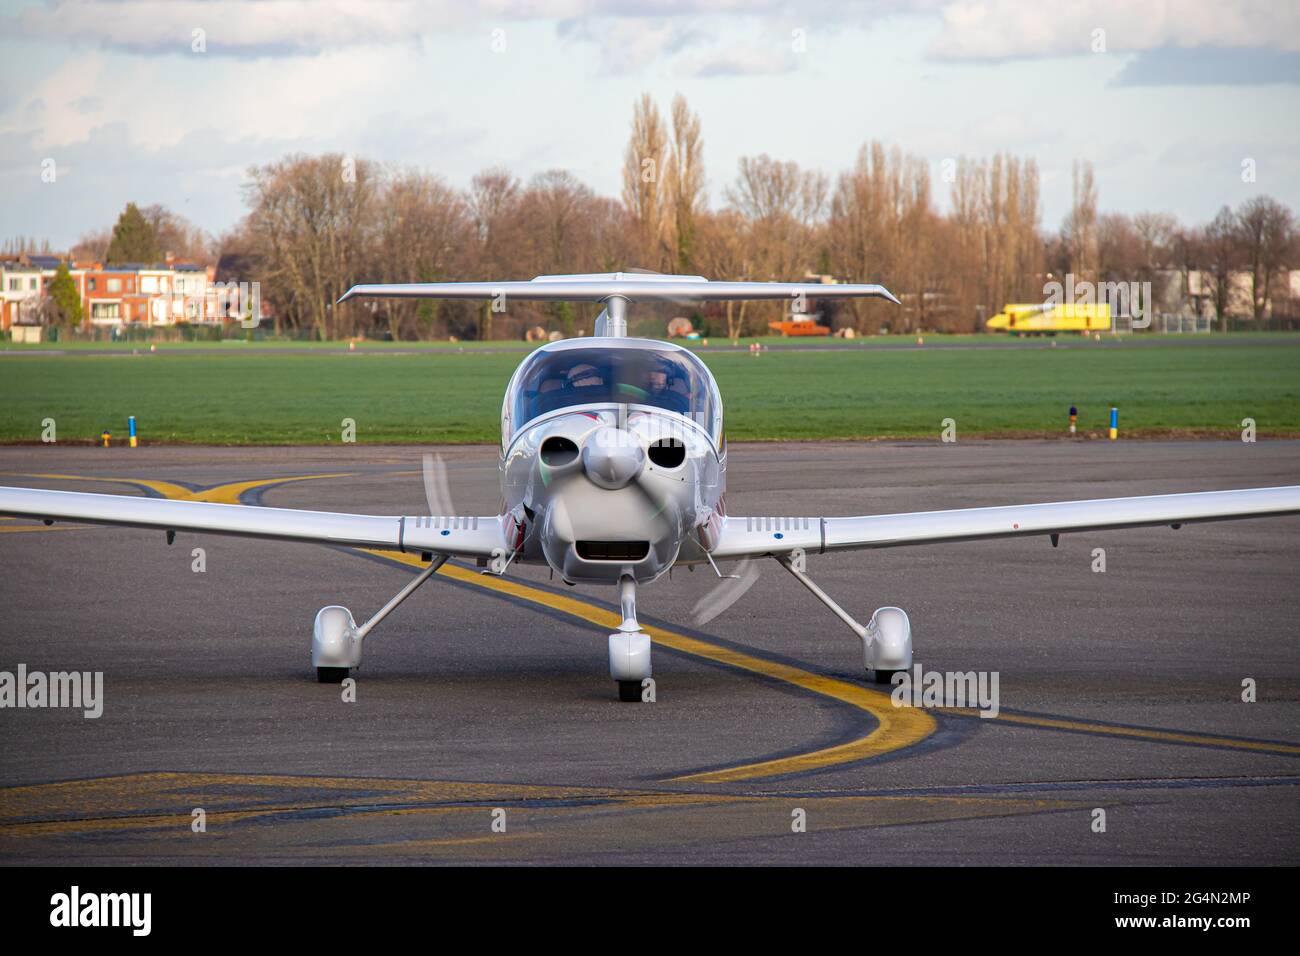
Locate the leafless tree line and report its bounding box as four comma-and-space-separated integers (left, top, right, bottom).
46, 94, 1298, 339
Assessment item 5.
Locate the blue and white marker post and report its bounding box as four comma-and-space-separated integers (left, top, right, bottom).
1108, 406, 1118, 441
128, 415, 138, 449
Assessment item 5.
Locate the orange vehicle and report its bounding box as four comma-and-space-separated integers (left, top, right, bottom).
768, 317, 830, 336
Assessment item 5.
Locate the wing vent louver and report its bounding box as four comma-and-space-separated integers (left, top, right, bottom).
414, 516, 479, 530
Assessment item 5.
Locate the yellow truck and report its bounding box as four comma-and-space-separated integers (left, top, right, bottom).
986, 302, 1111, 336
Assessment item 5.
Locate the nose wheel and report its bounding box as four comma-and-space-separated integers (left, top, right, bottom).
609, 574, 652, 701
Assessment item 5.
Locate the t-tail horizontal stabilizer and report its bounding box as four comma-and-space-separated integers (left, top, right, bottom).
338, 272, 900, 307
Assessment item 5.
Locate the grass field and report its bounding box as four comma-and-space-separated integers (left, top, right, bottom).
1, 340, 1298, 443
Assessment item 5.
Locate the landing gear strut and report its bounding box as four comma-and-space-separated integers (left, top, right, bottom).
608, 573, 651, 702
311, 554, 448, 681
776, 555, 912, 682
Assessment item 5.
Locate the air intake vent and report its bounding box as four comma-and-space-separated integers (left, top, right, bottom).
540, 436, 579, 466
576, 540, 650, 561
648, 438, 686, 469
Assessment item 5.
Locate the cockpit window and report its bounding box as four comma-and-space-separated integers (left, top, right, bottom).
506, 345, 720, 442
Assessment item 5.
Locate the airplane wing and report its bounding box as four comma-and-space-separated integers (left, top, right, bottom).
0, 486, 507, 560
710, 486, 1300, 559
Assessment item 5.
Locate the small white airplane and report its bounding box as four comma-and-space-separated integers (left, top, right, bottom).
3, 273, 1298, 701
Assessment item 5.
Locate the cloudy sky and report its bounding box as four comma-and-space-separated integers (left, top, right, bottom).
3, 0, 1298, 250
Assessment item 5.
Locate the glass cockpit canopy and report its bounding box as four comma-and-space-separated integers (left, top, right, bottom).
504, 340, 721, 444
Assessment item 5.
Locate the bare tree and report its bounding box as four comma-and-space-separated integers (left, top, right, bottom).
69, 228, 111, 262
1, 236, 55, 255
1198, 207, 1239, 323
1235, 195, 1296, 322
727, 154, 828, 331
468, 168, 523, 339
519, 170, 603, 336
1130, 210, 1179, 313
242, 153, 378, 338
1064, 160, 1099, 282
371, 167, 469, 340
950, 157, 987, 329
1009, 157, 1044, 303
665, 94, 705, 273
829, 143, 892, 333
828, 142, 937, 333
621, 93, 669, 270
945, 153, 1043, 331
521, 170, 595, 275
1097, 213, 1141, 279
697, 209, 754, 342
141, 205, 214, 263
1133, 211, 1178, 272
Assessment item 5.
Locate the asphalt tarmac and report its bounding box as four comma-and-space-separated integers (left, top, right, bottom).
1, 440, 1297, 865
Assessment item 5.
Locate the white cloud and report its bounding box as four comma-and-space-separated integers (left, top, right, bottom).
2, 0, 1297, 246
676, 45, 798, 77
5, 1, 780, 57
5, 45, 441, 153
6, 0, 469, 56
11, 1, 1300, 63
557, 17, 705, 74
928, 0, 1300, 60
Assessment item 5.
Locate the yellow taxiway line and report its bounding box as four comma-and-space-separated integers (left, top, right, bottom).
15, 472, 196, 500
364, 547, 938, 782
939, 708, 1300, 756
15, 472, 349, 505
10, 470, 1299, 780
0, 519, 85, 534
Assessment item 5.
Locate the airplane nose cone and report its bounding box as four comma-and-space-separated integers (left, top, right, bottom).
581, 427, 645, 490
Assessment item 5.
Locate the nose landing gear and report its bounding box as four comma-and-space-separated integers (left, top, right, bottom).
608, 573, 651, 701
